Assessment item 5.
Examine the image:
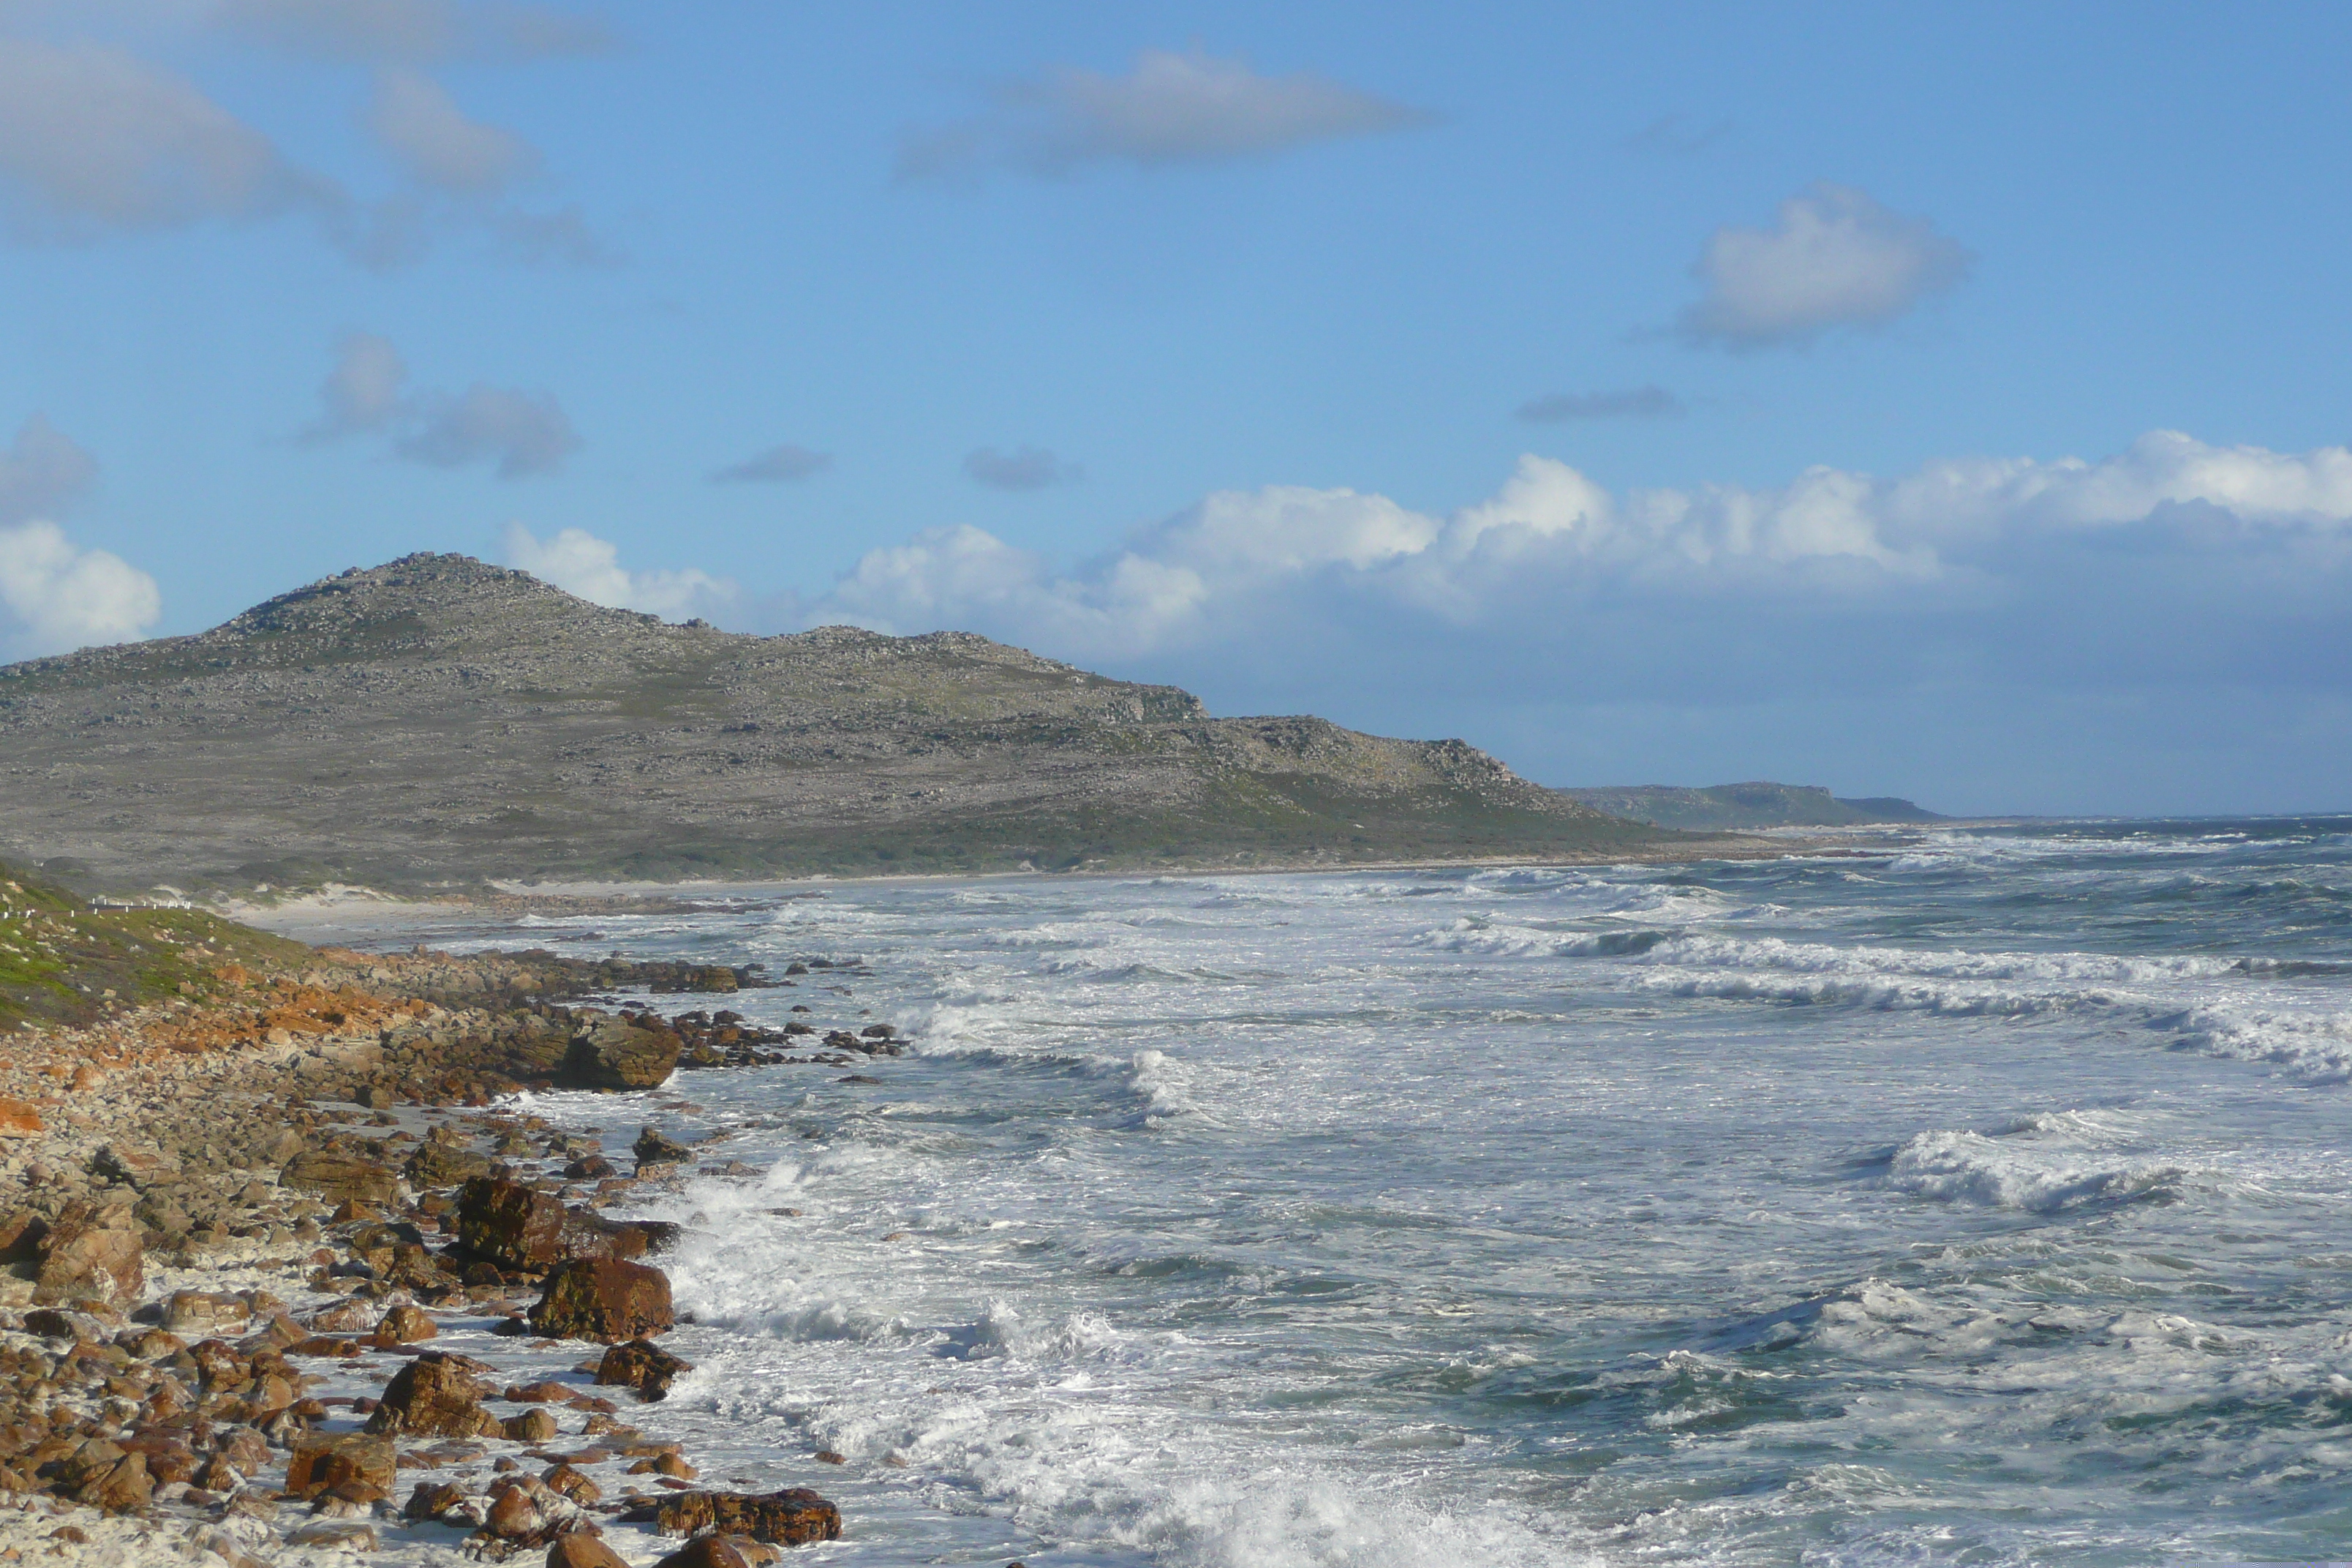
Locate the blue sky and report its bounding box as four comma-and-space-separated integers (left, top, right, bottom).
1, 1, 2348, 815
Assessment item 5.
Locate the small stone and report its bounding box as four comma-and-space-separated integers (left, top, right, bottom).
165, 1290, 252, 1337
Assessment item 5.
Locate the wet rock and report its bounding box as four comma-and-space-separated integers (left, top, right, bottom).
35, 1200, 143, 1305
366, 1351, 502, 1438
653, 1537, 769, 1568
633, 1128, 693, 1168
631, 1489, 843, 1546
404, 1478, 471, 1520
594, 1338, 692, 1402
564, 1155, 615, 1180
289, 1520, 380, 1550
282, 1150, 399, 1205
165, 1290, 252, 1337
374, 1303, 437, 1343
503, 1408, 559, 1442
405, 1139, 494, 1188
22, 1306, 107, 1341
527, 1258, 674, 1343
67, 1447, 152, 1513
559, 1017, 681, 1091
285, 1432, 396, 1500
306, 1296, 377, 1333
540, 1462, 601, 1504
548, 1534, 632, 1568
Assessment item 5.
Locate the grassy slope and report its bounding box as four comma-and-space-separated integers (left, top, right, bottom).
0, 860, 313, 1033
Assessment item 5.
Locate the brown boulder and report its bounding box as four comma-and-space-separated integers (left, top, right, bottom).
527, 1258, 673, 1343
405, 1140, 494, 1188
286, 1433, 396, 1500
164, 1290, 251, 1337
502, 1408, 560, 1443
654, 1537, 758, 1568
73, 1451, 152, 1513
595, 1339, 693, 1402
35, 1200, 143, 1305
456, 1177, 564, 1268
365, 1352, 502, 1438
374, 1303, 437, 1343
559, 1017, 681, 1090
548, 1534, 632, 1568
282, 1150, 399, 1205
637, 1490, 842, 1547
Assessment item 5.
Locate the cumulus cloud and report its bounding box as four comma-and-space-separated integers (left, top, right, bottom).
0, 415, 98, 522
301, 333, 576, 477
210, 0, 614, 64
501, 524, 735, 620
368, 68, 538, 192
798, 432, 2352, 688
964, 445, 1081, 491
711, 443, 831, 484
1678, 182, 1972, 350
1518, 386, 1684, 422
0, 521, 160, 657
396, 385, 576, 478
0, 36, 335, 241
898, 48, 1431, 179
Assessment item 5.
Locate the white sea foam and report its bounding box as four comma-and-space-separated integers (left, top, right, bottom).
1885, 1128, 2186, 1212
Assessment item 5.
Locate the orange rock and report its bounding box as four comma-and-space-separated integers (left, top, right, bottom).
0, 1098, 42, 1137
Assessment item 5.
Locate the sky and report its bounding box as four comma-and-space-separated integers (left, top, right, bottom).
1, 1, 2348, 816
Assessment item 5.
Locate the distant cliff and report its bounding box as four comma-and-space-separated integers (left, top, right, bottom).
0, 554, 1676, 890
1561, 782, 1945, 831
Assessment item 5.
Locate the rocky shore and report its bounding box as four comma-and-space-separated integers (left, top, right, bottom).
0, 937, 906, 1568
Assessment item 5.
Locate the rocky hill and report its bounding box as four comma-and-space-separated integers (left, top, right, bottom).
1561, 782, 1946, 831
0, 554, 1673, 890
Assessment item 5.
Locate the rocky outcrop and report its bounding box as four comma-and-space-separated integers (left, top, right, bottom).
558, 1015, 682, 1090
364, 1352, 501, 1437
285, 1433, 395, 1500
279, 1150, 399, 1205
629, 1489, 843, 1547
34, 1201, 143, 1305
595, 1338, 692, 1401
527, 1258, 673, 1343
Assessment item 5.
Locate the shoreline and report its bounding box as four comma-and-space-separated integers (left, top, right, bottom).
222, 829, 1937, 938
0, 938, 891, 1567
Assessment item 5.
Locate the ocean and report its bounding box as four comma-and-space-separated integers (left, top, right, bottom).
295, 818, 2352, 1567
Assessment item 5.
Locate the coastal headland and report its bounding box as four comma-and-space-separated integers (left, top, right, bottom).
0, 859, 890, 1567
0, 553, 1703, 898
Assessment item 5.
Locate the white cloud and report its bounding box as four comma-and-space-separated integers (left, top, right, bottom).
501, 524, 735, 620
1679, 182, 1972, 350
899, 48, 1431, 179
0, 36, 333, 240
963, 445, 1081, 491
802, 431, 2352, 664
0, 520, 159, 657
711, 443, 831, 483
367, 68, 538, 193
0, 415, 97, 522
397, 384, 577, 478
210, 0, 613, 64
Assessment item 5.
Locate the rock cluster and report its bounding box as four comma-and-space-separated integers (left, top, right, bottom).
0, 931, 880, 1567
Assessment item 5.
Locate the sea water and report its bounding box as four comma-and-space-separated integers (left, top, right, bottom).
308, 818, 2352, 1566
